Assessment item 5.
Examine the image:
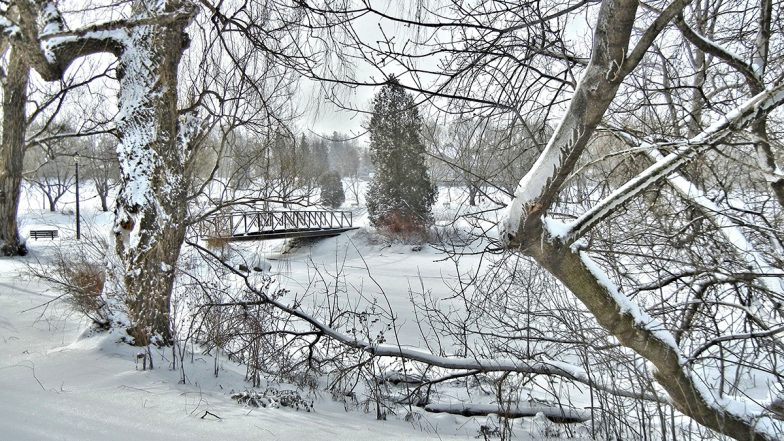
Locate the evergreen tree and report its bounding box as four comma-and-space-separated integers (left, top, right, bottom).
310, 138, 329, 180
366, 77, 436, 233
319, 171, 345, 208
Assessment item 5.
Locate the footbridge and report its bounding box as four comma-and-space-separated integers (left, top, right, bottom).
198, 210, 358, 241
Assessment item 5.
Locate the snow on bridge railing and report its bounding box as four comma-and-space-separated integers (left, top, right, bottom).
197, 210, 355, 239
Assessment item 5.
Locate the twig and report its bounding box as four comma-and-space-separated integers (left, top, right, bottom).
201, 410, 222, 420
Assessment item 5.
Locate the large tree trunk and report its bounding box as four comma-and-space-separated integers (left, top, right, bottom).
4, 0, 197, 345
6, 0, 196, 345
0, 47, 29, 256
522, 227, 778, 441
112, 12, 191, 345
503, 0, 780, 438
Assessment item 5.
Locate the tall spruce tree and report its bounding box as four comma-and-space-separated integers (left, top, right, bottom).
366, 77, 436, 233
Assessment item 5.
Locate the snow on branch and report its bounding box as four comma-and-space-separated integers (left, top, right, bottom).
645, 148, 784, 297
187, 240, 662, 402
533, 225, 784, 438
39, 0, 65, 36
559, 80, 784, 242
570, 244, 783, 440
8, 1, 197, 82
0, 14, 20, 37
674, 13, 763, 87
423, 402, 591, 423
39, 6, 197, 41
688, 325, 784, 363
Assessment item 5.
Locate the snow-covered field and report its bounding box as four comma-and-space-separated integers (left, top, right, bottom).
0, 269, 465, 440
0, 184, 570, 440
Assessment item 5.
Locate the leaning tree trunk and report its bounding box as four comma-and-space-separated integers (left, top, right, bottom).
523, 229, 779, 441
113, 18, 191, 346
0, 47, 30, 256
503, 0, 781, 438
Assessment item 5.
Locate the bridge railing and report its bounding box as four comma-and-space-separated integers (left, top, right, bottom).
199, 210, 354, 238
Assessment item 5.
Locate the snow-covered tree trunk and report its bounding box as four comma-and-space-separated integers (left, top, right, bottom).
501, 0, 640, 239
526, 238, 779, 441
1, 0, 198, 345
0, 46, 29, 256
112, 8, 193, 345
501, 0, 782, 439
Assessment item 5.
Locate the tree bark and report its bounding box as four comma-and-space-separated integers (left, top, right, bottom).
0, 47, 30, 256
112, 10, 193, 345
3, 0, 197, 345
521, 228, 777, 441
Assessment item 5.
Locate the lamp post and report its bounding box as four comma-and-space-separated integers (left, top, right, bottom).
74, 152, 81, 240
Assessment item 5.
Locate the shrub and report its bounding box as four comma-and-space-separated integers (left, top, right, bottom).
231, 388, 314, 412
319, 171, 345, 208
374, 212, 431, 243
27, 237, 109, 327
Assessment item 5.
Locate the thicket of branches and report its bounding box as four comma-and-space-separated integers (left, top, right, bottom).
3, 0, 784, 440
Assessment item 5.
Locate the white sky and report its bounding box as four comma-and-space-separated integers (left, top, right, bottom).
296, 1, 595, 142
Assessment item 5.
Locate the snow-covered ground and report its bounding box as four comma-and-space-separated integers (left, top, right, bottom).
1, 184, 571, 440
0, 262, 465, 441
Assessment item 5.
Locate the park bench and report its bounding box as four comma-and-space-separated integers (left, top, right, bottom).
29, 229, 59, 240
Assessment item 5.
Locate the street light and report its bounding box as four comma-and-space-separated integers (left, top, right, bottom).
74, 152, 81, 240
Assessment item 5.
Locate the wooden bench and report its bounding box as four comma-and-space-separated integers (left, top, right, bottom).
29, 229, 58, 240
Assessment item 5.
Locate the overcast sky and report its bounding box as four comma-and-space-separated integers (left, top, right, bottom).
297, 2, 594, 143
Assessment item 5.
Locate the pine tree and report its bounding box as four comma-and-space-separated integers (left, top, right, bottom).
319, 171, 345, 208
366, 77, 436, 234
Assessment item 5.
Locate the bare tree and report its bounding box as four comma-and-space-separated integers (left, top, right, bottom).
82, 134, 120, 213
426, 116, 549, 206
219, 1, 784, 438
24, 143, 75, 213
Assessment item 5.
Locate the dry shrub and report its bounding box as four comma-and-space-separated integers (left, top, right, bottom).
375, 212, 431, 243
59, 258, 106, 319
205, 235, 231, 249
27, 235, 110, 327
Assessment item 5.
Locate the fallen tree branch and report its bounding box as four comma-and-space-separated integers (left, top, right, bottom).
186, 239, 664, 403
422, 402, 591, 423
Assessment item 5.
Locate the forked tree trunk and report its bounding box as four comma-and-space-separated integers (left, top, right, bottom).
2, 0, 196, 345
0, 48, 29, 256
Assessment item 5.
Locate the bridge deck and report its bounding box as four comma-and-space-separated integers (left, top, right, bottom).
199, 210, 358, 242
